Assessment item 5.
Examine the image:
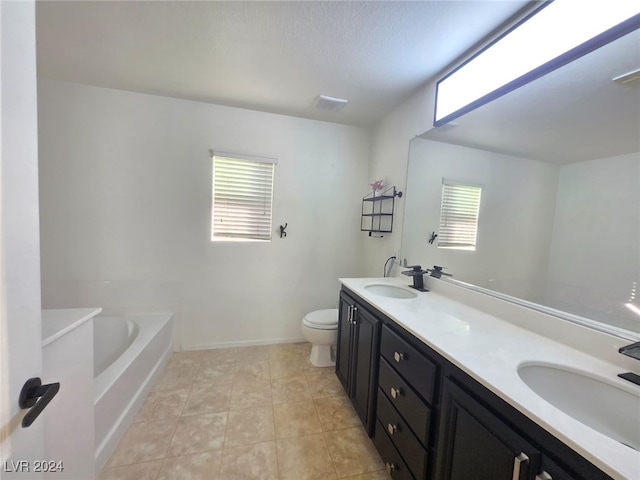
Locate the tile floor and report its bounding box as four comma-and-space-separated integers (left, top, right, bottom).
99, 343, 391, 480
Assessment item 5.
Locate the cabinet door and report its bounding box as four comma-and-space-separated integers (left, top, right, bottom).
352, 305, 380, 435
336, 292, 355, 394
437, 378, 540, 480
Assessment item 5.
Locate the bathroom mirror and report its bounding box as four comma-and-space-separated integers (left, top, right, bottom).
402, 27, 640, 337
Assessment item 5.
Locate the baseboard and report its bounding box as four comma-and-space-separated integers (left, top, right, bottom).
182, 336, 307, 352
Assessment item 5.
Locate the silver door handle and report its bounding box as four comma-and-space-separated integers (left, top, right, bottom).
512, 452, 529, 480
387, 423, 398, 435
393, 351, 404, 362
385, 462, 395, 474
535, 472, 552, 480
351, 306, 358, 324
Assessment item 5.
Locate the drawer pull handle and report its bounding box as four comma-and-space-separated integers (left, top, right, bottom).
390, 387, 402, 399
393, 352, 404, 362
385, 462, 396, 474
511, 452, 529, 480
387, 423, 398, 435
535, 472, 552, 480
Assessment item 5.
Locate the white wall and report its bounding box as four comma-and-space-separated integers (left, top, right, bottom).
38, 79, 371, 349
361, 83, 436, 277
403, 139, 559, 297
545, 152, 640, 330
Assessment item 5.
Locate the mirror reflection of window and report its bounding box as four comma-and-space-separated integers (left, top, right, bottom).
438, 181, 482, 251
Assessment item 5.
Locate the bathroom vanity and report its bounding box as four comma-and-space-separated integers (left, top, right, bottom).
337, 278, 640, 480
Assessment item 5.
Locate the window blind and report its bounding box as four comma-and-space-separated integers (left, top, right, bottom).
211, 154, 275, 241
438, 181, 482, 250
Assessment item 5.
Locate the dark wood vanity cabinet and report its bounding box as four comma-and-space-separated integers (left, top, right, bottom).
337, 287, 614, 480
374, 323, 442, 480
336, 289, 381, 435
436, 377, 541, 480
437, 364, 613, 480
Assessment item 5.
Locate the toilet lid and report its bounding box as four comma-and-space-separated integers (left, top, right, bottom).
303, 309, 338, 330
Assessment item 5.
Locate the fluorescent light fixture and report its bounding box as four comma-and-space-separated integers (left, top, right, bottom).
434, 1, 640, 126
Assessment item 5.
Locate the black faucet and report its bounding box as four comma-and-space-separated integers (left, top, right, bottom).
427, 265, 452, 279
618, 340, 640, 387
401, 265, 428, 292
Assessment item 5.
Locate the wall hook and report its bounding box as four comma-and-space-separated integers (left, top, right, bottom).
428, 232, 438, 244
279, 223, 288, 238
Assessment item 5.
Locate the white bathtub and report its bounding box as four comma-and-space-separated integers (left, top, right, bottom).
93, 312, 173, 473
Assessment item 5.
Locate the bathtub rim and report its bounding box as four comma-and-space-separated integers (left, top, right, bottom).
94, 312, 173, 404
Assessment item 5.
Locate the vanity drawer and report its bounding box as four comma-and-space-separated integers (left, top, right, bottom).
380, 325, 438, 404
378, 358, 431, 446
377, 389, 429, 479
373, 420, 415, 480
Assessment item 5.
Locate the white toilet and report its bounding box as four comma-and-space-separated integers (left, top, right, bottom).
301, 309, 338, 367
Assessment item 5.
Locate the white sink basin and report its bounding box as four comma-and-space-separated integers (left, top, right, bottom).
518, 363, 640, 450
364, 284, 417, 299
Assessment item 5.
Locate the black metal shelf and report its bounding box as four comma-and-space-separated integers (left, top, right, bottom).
361, 186, 402, 237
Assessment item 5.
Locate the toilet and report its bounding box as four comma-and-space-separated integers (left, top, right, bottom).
301, 309, 338, 367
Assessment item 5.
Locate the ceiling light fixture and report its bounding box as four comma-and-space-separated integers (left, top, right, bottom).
434, 1, 640, 126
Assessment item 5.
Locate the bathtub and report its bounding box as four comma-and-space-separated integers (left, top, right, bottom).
93, 312, 173, 473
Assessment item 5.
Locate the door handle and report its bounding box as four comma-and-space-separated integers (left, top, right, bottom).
19, 377, 60, 428
511, 452, 529, 480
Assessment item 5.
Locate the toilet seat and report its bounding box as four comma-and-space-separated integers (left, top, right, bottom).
302, 309, 338, 330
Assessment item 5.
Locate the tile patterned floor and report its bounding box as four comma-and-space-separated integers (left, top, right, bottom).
99, 343, 391, 480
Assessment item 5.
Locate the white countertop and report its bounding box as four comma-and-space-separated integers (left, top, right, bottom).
42, 308, 102, 347
340, 277, 640, 480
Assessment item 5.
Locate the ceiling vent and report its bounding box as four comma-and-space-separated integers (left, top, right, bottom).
315, 95, 348, 112
613, 68, 640, 89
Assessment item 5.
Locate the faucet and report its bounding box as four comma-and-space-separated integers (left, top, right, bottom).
426, 265, 452, 279
618, 340, 640, 386
401, 265, 428, 292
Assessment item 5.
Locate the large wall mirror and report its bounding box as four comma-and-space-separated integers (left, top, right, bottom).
402, 26, 640, 338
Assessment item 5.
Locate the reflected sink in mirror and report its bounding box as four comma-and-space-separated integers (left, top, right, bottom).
518, 363, 640, 451
364, 284, 418, 299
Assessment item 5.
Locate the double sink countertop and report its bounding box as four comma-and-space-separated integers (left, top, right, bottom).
340, 277, 640, 480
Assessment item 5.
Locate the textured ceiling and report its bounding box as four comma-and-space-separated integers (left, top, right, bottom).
35, 1, 530, 127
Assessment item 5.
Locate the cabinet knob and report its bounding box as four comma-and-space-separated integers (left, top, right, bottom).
511, 452, 529, 480
535, 472, 552, 480
390, 387, 402, 399
385, 462, 396, 474
387, 423, 398, 435
393, 351, 404, 362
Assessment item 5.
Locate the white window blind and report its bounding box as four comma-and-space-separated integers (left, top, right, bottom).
211, 153, 275, 241
438, 181, 482, 250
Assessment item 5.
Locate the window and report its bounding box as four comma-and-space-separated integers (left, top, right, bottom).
211, 152, 276, 241
438, 181, 482, 251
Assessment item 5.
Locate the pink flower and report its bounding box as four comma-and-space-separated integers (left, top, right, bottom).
369, 180, 384, 191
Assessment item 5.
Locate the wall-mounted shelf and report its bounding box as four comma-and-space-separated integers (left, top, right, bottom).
361, 186, 402, 237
